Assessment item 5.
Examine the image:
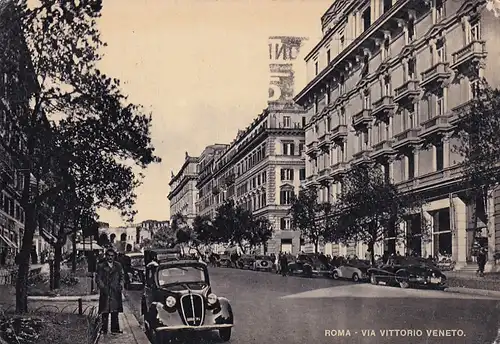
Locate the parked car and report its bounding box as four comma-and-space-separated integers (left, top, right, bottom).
141, 251, 234, 343
288, 254, 331, 278
219, 255, 233, 268
236, 255, 255, 269
123, 252, 146, 290
253, 255, 273, 272
367, 256, 447, 289
331, 259, 371, 282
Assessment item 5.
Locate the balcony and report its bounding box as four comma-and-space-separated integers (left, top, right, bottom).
305, 140, 317, 156
394, 80, 420, 104
317, 168, 332, 182
451, 41, 487, 71
420, 62, 451, 90
317, 132, 330, 152
329, 124, 348, 144
370, 140, 396, 160
419, 114, 452, 140
352, 109, 372, 129
449, 100, 473, 125
351, 149, 372, 166
393, 128, 422, 150
329, 161, 348, 180
371, 96, 396, 120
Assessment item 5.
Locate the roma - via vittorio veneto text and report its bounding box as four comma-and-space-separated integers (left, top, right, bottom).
0, 0, 500, 344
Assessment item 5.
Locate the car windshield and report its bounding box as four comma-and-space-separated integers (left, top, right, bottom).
349, 259, 370, 266
130, 257, 143, 267
255, 255, 270, 260
157, 266, 206, 286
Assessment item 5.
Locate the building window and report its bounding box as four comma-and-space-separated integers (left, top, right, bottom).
299, 142, 304, 155
302, 116, 307, 127
407, 19, 415, 42
383, 75, 391, 96
407, 57, 416, 80
383, 163, 390, 183
436, 88, 445, 117
339, 75, 345, 94
283, 116, 291, 128
280, 168, 294, 181
382, 37, 390, 59
469, 20, 481, 42
435, 141, 444, 171
434, 0, 444, 23
327, 49, 331, 64
383, 0, 392, 13
408, 153, 415, 179
363, 92, 371, 109
280, 190, 294, 205
470, 78, 481, 99
282, 142, 295, 155
299, 168, 306, 180
340, 35, 345, 51
340, 107, 346, 124
436, 39, 445, 63
362, 6, 371, 32
314, 61, 319, 76
361, 54, 369, 77
327, 116, 331, 131
280, 217, 291, 230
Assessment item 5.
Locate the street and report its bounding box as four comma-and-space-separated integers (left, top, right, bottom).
124, 267, 500, 344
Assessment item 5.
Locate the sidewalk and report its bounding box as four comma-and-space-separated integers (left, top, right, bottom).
99, 305, 149, 344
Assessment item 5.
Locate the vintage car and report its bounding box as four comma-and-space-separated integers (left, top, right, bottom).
288, 254, 332, 278
236, 255, 255, 269
141, 252, 234, 343
253, 255, 273, 272
218, 255, 233, 268
144, 248, 181, 263
367, 256, 447, 289
123, 252, 146, 289
331, 259, 371, 282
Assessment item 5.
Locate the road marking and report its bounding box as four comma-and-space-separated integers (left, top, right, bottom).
281, 284, 500, 300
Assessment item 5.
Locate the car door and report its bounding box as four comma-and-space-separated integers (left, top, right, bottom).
341, 264, 353, 278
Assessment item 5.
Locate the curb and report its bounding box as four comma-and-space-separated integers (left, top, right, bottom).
444, 287, 500, 298
123, 304, 149, 344
28, 293, 126, 302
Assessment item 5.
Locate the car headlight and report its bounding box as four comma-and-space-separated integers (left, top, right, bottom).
207, 293, 217, 305
165, 296, 176, 308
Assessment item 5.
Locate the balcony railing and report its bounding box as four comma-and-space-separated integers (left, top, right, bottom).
371, 96, 396, 119
419, 114, 452, 139
371, 140, 395, 159
394, 80, 420, 103
393, 128, 422, 150
351, 149, 372, 166
352, 109, 372, 128
451, 40, 487, 68
420, 62, 451, 89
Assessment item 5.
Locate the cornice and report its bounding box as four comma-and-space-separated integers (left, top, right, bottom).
167, 175, 198, 200
169, 157, 199, 186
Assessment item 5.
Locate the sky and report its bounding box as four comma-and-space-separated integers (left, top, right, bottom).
95, 0, 332, 227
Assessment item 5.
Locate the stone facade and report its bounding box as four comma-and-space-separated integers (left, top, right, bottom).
168, 153, 199, 225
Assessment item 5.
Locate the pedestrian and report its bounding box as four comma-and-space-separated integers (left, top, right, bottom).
280, 253, 288, 276
96, 248, 124, 334
476, 248, 487, 277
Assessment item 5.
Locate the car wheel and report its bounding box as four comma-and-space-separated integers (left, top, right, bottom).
219, 328, 231, 341
395, 270, 410, 289
352, 273, 360, 282
370, 273, 378, 285
332, 271, 339, 280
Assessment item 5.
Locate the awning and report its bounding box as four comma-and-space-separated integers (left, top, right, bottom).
0, 234, 17, 249
41, 229, 57, 244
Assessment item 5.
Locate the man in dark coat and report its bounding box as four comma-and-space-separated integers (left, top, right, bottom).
96, 248, 124, 334
477, 248, 487, 277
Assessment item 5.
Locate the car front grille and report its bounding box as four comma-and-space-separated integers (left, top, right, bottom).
180, 294, 204, 326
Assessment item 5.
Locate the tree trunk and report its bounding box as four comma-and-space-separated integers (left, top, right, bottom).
53, 244, 62, 289
314, 239, 319, 254
368, 241, 375, 265
16, 205, 36, 313
72, 231, 77, 273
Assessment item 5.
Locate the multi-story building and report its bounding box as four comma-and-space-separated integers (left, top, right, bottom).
197, 144, 229, 219
98, 220, 158, 252
168, 153, 199, 225
295, 0, 500, 270
197, 103, 307, 254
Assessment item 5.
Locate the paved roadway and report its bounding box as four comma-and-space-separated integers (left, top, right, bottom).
124, 267, 500, 344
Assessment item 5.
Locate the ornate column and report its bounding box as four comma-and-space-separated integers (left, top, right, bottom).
421, 210, 433, 258
451, 195, 467, 266
486, 191, 496, 271
413, 144, 421, 177
442, 134, 450, 169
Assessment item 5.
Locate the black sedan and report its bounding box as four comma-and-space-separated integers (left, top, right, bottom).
122, 252, 146, 290
367, 256, 447, 289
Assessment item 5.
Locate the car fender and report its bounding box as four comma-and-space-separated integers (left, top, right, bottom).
218, 297, 234, 324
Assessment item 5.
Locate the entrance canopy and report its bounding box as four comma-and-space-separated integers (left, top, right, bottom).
76, 240, 103, 251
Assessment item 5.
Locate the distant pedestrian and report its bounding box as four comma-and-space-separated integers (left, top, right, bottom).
477, 248, 487, 277
96, 248, 124, 334
280, 253, 288, 276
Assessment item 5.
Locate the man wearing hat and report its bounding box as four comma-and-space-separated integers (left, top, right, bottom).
96, 248, 124, 334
